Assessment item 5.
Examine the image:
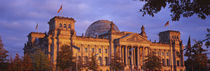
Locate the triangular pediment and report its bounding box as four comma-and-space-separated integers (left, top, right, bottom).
119, 33, 149, 42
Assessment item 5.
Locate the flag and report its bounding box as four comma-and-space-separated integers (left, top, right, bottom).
35, 24, 38, 30
57, 5, 62, 13
164, 21, 169, 27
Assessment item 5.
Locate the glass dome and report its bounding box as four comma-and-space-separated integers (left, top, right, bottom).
85, 20, 120, 37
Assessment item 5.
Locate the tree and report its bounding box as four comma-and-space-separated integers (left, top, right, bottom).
22, 54, 33, 71
32, 49, 51, 71
185, 39, 208, 71
57, 45, 76, 71
142, 53, 162, 71
8, 54, 24, 71
76, 56, 85, 71
139, 0, 209, 21
185, 40, 208, 71
110, 53, 124, 71
0, 43, 8, 63
87, 53, 99, 71
185, 29, 209, 71
8, 57, 14, 71
0, 37, 9, 71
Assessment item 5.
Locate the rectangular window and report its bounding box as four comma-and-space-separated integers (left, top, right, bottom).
162, 59, 165, 66
105, 57, 108, 66
64, 24, 66, 28
85, 56, 88, 64
153, 52, 156, 55
99, 48, 101, 53
167, 59, 170, 66
177, 60, 180, 66
85, 48, 88, 52
158, 51, 161, 55
162, 52, 164, 56
105, 49, 108, 53
78, 48, 80, 52
92, 48, 94, 52
59, 23, 62, 27
68, 24, 71, 28
99, 57, 102, 66
167, 52, 169, 56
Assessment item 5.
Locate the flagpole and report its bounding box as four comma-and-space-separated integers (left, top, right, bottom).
35, 24, 38, 33
61, 0, 64, 16
57, 0, 64, 16
61, 6, 63, 16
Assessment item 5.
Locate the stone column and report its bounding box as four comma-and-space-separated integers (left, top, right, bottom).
48, 38, 51, 61
119, 45, 122, 58
121, 45, 124, 64
125, 45, 128, 65
138, 47, 141, 65
164, 50, 166, 66
139, 47, 142, 66
127, 46, 130, 65
136, 46, 138, 66
142, 47, 145, 65
138, 47, 140, 66
132, 46, 134, 65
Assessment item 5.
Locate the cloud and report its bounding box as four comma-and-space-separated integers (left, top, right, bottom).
0, 0, 209, 57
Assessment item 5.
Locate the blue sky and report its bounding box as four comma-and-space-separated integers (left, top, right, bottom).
0, 0, 209, 57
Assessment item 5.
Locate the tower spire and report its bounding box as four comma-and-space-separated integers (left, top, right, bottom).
187, 36, 191, 49
140, 25, 147, 39
141, 25, 145, 32
109, 22, 116, 33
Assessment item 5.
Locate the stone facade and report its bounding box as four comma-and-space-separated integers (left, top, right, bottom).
24, 16, 185, 71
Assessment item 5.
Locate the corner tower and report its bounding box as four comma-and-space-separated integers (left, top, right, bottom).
140, 25, 147, 39
48, 16, 76, 35
159, 30, 181, 44
47, 16, 76, 70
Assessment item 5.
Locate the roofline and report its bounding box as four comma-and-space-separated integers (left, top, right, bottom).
49, 16, 76, 23
159, 30, 180, 34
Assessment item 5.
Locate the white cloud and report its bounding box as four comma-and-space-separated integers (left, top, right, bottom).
0, 0, 209, 57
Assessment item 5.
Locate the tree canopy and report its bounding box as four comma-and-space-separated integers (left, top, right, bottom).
139, 0, 209, 21
142, 53, 162, 71
22, 54, 33, 71
32, 49, 51, 71
87, 53, 99, 71
110, 53, 124, 71
184, 29, 209, 71
0, 41, 8, 71
57, 45, 76, 71
8, 54, 24, 71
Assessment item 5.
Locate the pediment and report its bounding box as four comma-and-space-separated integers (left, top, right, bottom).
119, 33, 149, 42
